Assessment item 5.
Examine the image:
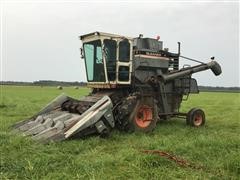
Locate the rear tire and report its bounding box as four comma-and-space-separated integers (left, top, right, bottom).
186, 108, 197, 125
187, 108, 205, 127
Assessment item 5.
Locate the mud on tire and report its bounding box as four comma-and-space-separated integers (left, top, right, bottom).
116, 96, 158, 133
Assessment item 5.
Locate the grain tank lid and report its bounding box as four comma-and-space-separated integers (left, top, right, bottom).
79, 31, 133, 40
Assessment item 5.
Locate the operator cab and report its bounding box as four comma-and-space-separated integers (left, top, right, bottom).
80, 32, 133, 88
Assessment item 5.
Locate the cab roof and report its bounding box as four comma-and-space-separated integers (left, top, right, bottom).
79, 31, 133, 40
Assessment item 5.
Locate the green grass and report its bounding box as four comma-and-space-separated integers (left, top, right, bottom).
0, 86, 239, 179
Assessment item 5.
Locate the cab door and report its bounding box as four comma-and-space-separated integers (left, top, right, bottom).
117, 39, 132, 84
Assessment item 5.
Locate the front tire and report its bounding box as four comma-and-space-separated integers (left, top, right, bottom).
128, 98, 158, 132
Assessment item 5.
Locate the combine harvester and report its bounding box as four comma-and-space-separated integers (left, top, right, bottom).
13, 32, 222, 143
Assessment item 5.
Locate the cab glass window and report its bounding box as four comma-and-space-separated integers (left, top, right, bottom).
104, 39, 117, 81
119, 39, 130, 62
118, 66, 129, 81
83, 40, 105, 82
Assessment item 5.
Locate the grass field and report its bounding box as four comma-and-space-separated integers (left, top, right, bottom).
0, 86, 239, 179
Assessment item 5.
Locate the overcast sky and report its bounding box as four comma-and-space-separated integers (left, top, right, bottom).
0, 0, 239, 87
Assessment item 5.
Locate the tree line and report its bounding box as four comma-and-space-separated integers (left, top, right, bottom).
0, 80, 86, 87
0, 81, 239, 92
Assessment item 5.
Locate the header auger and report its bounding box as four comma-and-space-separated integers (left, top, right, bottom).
12, 32, 222, 143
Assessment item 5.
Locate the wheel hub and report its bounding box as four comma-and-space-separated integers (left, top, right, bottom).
135, 105, 153, 128
193, 114, 203, 126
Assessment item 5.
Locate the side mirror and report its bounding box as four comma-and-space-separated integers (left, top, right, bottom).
102, 44, 106, 53
80, 48, 84, 59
